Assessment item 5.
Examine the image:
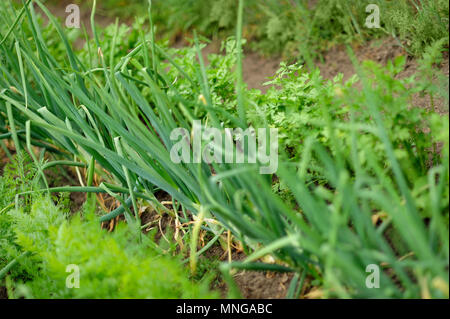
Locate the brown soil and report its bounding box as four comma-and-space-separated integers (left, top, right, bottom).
201, 37, 448, 116
0, 286, 7, 299
203, 246, 300, 299
139, 192, 175, 242
233, 270, 294, 299
317, 38, 405, 81
137, 199, 301, 299
45, 165, 86, 213
137, 194, 300, 299
189, 39, 282, 93
242, 52, 282, 93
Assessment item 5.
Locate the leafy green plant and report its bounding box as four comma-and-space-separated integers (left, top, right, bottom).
0, 154, 216, 298
2, 196, 216, 298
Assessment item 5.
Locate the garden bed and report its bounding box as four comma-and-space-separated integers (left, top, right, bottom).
1, 0, 448, 300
